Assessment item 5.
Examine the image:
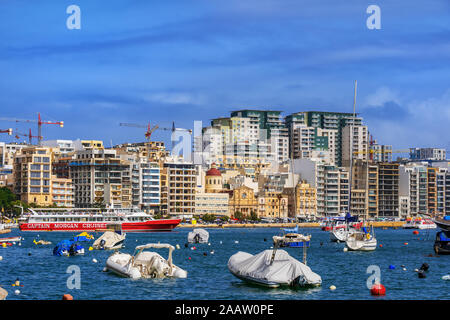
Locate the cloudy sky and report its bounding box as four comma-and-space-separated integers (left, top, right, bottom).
0, 0, 449, 153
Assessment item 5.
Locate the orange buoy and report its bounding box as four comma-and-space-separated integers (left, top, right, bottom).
370, 284, 386, 296
379, 244, 383, 247
62, 294, 73, 300
404, 242, 408, 245
413, 230, 419, 235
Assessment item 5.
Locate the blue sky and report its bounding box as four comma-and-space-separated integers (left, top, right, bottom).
0, 0, 449, 153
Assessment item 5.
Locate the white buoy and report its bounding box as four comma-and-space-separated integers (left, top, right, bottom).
176, 244, 180, 249
442, 275, 450, 281
234, 240, 239, 244
0, 256, 2, 261
14, 290, 20, 295
102, 267, 108, 272
210, 251, 214, 255
402, 268, 407, 271
220, 241, 222, 244
208, 243, 211, 246
343, 248, 348, 252
92, 258, 98, 263
414, 269, 419, 272
18, 243, 21, 246
330, 285, 336, 291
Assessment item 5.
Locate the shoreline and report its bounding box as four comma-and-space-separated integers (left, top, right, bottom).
177, 221, 406, 229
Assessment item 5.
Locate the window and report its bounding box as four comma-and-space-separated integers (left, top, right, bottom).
30, 180, 41, 186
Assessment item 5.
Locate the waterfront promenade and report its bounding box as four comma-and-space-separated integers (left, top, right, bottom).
177, 221, 405, 229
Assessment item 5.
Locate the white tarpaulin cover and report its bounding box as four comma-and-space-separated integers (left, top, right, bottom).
188, 228, 209, 243
228, 249, 322, 287
92, 231, 125, 250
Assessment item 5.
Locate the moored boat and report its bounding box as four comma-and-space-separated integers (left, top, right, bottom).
19, 208, 181, 233
433, 216, 450, 231
434, 230, 450, 255
105, 243, 187, 279
0, 236, 22, 243
345, 226, 377, 251
403, 217, 437, 230
227, 248, 321, 288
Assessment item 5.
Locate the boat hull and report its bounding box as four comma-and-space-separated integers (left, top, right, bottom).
19, 219, 181, 232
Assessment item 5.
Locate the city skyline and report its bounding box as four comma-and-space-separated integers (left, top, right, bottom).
0, 1, 449, 152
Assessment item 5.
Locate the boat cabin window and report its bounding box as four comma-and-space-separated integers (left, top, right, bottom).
49, 218, 57, 222
73, 218, 80, 222
43, 218, 49, 222
57, 218, 65, 222
96, 217, 104, 222
66, 218, 73, 222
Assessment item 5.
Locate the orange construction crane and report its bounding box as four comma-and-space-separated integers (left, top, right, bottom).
119, 121, 192, 142
0, 128, 12, 136
0, 113, 64, 146
14, 129, 42, 145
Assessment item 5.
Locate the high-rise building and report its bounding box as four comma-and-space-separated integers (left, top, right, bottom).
377, 163, 399, 217
69, 148, 131, 208
410, 148, 446, 161
13, 146, 55, 206
286, 111, 363, 166
292, 158, 349, 217
342, 125, 369, 168
161, 158, 197, 217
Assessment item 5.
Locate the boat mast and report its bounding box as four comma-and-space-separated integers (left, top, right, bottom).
348, 80, 357, 217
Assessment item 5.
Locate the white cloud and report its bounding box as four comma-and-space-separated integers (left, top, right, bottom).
144, 92, 206, 105
364, 87, 401, 108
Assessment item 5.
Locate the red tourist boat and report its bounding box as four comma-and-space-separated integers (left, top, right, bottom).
19, 208, 181, 233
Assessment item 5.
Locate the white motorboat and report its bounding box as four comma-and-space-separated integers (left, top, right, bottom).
345, 226, 377, 251
228, 248, 322, 288
105, 243, 187, 279
92, 231, 126, 250
187, 228, 209, 243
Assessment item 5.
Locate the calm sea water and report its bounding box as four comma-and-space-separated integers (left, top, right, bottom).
0, 227, 448, 300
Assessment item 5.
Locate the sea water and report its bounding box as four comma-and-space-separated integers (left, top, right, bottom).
0, 227, 448, 300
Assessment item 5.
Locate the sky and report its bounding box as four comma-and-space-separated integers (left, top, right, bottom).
0, 0, 449, 154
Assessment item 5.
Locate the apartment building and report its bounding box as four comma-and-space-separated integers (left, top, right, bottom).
161, 158, 197, 217
377, 162, 399, 217
51, 175, 74, 207
399, 163, 428, 216
284, 181, 317, 218
286, 111, 363, 167
342, 125, 369, 168
13, 146, 55, 206
410, 148, 446, 161
292, 158, 349, 217
257, 191, 288, 219
69, 148, 131, 208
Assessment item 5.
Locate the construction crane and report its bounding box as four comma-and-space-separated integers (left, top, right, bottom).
0, 112, 64, 146
0, 128, 12, 136
119, 121, 192, 142
14, 129, 42, 145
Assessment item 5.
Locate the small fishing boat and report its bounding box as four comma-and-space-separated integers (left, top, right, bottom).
105, 243, 187, 279
345, 226, 377, 251
187, 228, 209, 244
227, 248, 321, 288
434, 230, 450, 255
272, 226, 311, 248
0, 236, 22, 243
